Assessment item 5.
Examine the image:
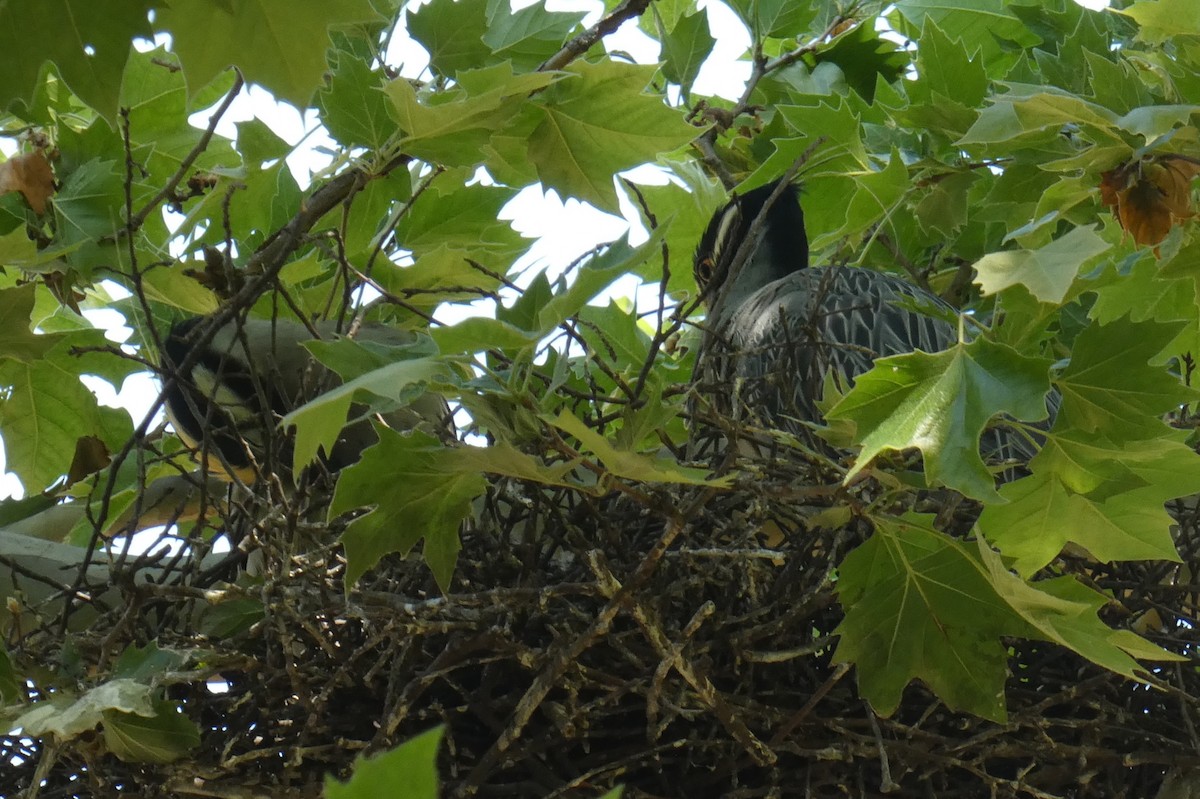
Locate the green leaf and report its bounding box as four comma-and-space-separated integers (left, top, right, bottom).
326, 726, 443, 799
103, 700, 201, 764
451, 440, 580, 488
407, 0, 491, 78
833, 515, 1016, 721
481, 2, 584, 70
0, 285, 63, 361
431, 317, 539, 355
113, 642, 187, 682
0, 0, 153, 120
914, 171, 977, 236
281, 352, 450, 474
892, 0, 1039, 61
1119, 0, 1200, 45
386, 63, 557, 167
0, 355, 107, 491
331, 429, 485, 590
981, 429, 1200, 573
835, 151, 908, 241
658, 8, 715, 97
120, 47, 227, 183
912, 19, 988, 112
529, 60, 697, 212
14, 678, 155, 739
973, 225, 1111, 304
1055, 316, 1198, 439
808, 20, 908, 103
959, 88, 1119, 145
725, 0, 815, 39
828, 338, 1053, 502
198, 598, 266, 639
52, 158, 125, 272
236, 118, 291, 167
376, 244, 500, 308
395, 182, 521, 259
533, 228, 666, 334
978, 540, 1184, 676
320, 47, 394, 149
979, 471, 1184, 575
158, 0, 379, 106
548, 409, 728, 486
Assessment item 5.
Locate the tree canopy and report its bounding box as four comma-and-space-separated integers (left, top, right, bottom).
1, 0, 1200, 796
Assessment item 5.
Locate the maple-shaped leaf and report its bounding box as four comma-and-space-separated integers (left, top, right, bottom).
973, 225, 1110, 304
0, 152, 55, 215
979, 471, 1183, 575
157, 0, 379, 106
386, 64, 558, 167
835, 514, 1183, 721
0, 0, 153, 120
1056, 316, 1197, 439
980, 428, 1200, 573
976, 539, 1184, 677
0, 285, 63, 362
331, 429, 486, 591
833, 515, 1021, 721
1100, 156, 1200, 249
827, 338, 1053, 502
528, 60, 697, 212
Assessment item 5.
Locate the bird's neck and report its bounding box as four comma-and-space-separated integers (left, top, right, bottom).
707, 246, 795, 329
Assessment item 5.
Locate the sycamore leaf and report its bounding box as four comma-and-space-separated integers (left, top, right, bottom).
833, 515, 1018, 721
0, 0, 153, 120
549, 409, 728, 486
725, 0, 815, 38
158, 0, 379, 106
319, 47, 394, 150
103, 700, 200, 764
14, 678, 155, 739
1055, 316, 1197, 439
836, 514, 1183, 721
973, 225, 1110, 304
386, 64, 557, 166
0, 152, 55, 214
326, 726, 442, 799
978, 472, 1182, 575
280, 353, 449, 475
394, 182, 521, 259
529, 60, 697, 212
978, 540, 1184, 674
407, 0, 491, 78
331, 429, 484, 590
959, 88, 1119, 145
0, 354, 106, 490
481, 3, 584, 70
1100, 157, 1200, 249
1119, 0, 1200, 44
657, 8, 715, 97
827, 338, 1053, 502
0, 285, 64, 361
451, 440, 581, 489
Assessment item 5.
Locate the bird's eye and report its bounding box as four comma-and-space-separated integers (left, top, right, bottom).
696, 256, 714, 286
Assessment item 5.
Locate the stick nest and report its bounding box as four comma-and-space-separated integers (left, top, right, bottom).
4, 428, 1200, 799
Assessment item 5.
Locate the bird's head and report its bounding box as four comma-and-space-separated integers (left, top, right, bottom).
693, 179, 809, 303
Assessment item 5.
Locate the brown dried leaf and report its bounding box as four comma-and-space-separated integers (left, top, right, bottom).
0, 152, 56, 215
1099, 156, 1200, 249
67, 435, 111, 486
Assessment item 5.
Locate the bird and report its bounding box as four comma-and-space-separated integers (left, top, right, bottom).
690, 178, 1043, 470
160, 315, 452, 484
